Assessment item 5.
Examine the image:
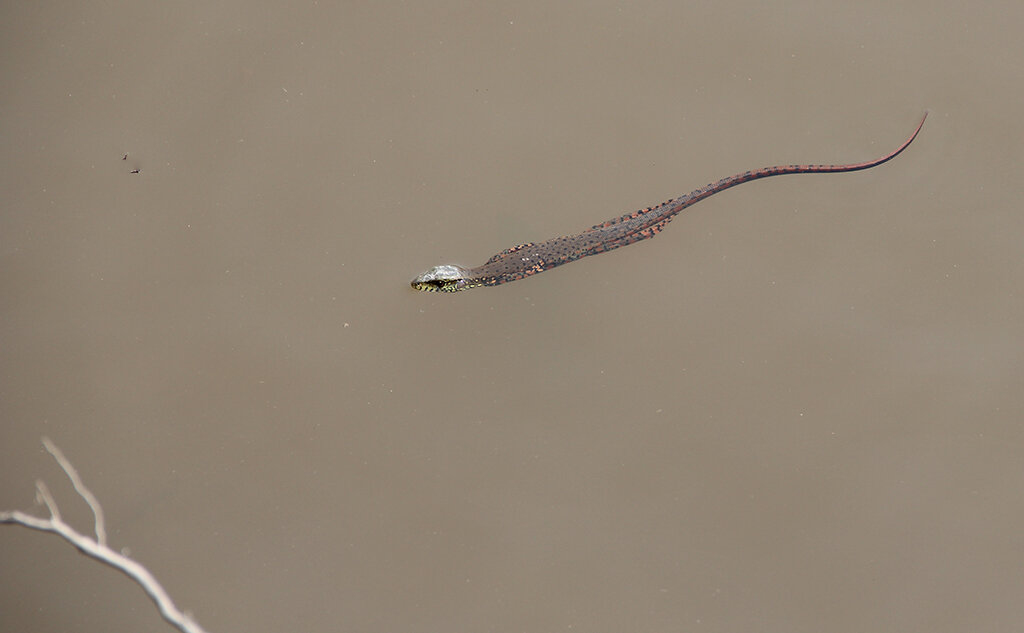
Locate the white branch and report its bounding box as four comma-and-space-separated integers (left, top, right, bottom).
42, 436, 106, 545
1, 438, 210, 633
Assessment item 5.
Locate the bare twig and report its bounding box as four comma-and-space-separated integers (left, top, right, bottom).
1, 438, 210, 633
41, 437, 106, 545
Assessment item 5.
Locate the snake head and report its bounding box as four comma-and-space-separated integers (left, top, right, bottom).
411, 264, 477, 292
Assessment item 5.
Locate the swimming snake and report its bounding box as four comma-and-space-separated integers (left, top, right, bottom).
411, 113, 926, 292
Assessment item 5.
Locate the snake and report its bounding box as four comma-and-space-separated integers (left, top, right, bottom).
411, 113, 926, 292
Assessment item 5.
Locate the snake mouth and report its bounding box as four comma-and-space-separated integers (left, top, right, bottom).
411, 265, 474, 292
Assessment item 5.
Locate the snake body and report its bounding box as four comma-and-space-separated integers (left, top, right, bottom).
412, 114, 926, 292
